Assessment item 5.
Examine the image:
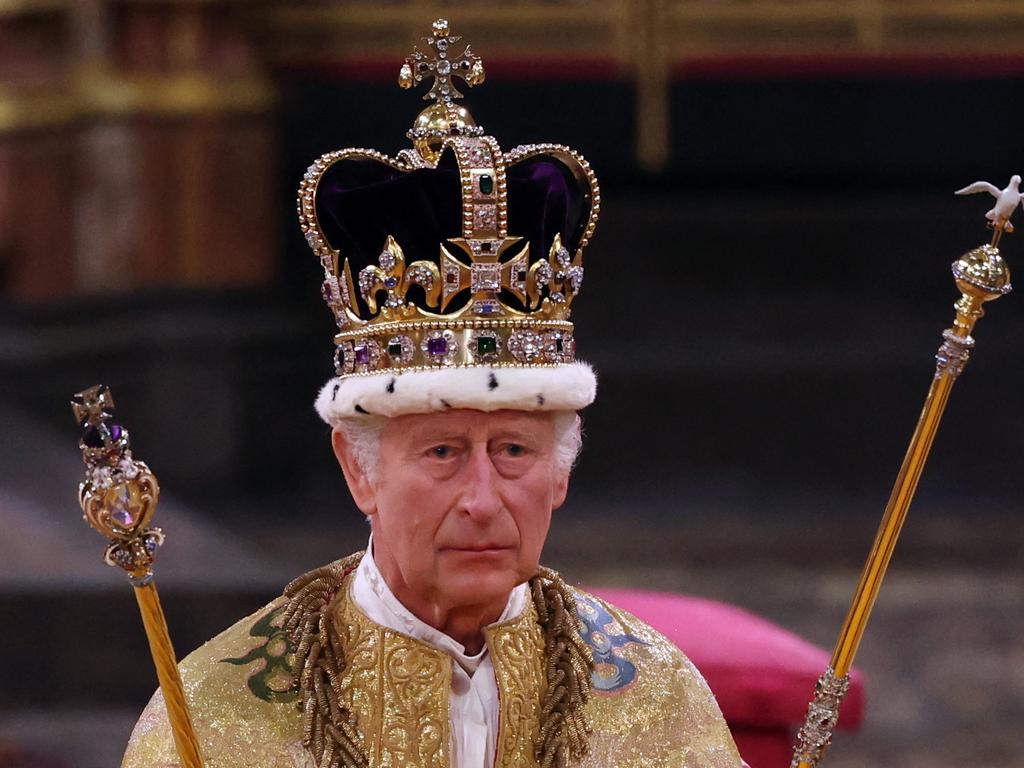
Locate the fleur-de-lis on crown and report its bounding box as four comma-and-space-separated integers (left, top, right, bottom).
527, 234, 585, 313
357, 236, 441, 317
398, 19, 485, 104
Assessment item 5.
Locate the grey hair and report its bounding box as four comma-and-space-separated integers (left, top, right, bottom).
334, 411, 583, 484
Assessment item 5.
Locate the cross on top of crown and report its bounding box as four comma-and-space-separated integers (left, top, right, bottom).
399, 19, 485, 104
71, 384, 115, 428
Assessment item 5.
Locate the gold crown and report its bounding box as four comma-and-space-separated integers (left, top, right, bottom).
298, 19, 599, 378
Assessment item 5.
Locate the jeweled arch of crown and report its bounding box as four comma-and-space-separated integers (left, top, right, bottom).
298, 18, 600, 377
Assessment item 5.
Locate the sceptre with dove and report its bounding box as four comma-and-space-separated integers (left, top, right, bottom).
956, 174, 1024, 244
790, 176, 1017, 767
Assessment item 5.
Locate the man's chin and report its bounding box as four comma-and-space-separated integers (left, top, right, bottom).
436, 558, 522, 607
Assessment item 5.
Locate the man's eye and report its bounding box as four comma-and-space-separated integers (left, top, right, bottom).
504, 444, 527, 457
429, 445, 452, 459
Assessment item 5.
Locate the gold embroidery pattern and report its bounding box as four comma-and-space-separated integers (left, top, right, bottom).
122, 573, 743, 768
486, 599, 546, 768
574, 596, 743, 768
333, 581, 451, 768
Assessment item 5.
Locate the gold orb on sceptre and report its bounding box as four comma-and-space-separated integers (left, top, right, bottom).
952, 244, 1012, 302
950, 245, 1013, 332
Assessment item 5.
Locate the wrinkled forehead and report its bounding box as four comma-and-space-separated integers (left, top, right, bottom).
384, 408, 556, 444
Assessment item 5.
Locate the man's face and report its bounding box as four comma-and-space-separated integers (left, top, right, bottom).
339, 409, 570, 616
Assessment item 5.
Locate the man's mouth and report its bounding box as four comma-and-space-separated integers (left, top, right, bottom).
442, 544, 512, 553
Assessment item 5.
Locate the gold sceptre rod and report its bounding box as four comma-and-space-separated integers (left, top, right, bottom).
790, 185, 1018, 768
71, 384, 205, 768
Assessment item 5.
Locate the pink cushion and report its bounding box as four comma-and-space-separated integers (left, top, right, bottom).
587, 588, 865, 730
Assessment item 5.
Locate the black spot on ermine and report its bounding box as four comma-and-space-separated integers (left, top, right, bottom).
331, 384, 340, 401
488, 373, 499, 390
537, 394, 545, 406
354, 405, 370, 415
386, 378, 395, 394
441, 399, 453, 409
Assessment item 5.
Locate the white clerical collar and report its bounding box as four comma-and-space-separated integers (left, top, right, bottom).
351, 536, 528, 674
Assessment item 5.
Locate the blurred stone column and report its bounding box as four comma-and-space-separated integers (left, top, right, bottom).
0, 2, 78, 302
74, 0, 278, 295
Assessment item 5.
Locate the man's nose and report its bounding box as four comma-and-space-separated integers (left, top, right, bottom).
459, 447, 503, 520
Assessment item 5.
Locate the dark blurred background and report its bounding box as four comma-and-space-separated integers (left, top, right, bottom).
2, 2, 1023, 766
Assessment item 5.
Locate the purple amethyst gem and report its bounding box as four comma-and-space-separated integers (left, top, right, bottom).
83, 423, 122, 448
427, 336, 449, 356
385, 277, 398, 288
354, 344, 371, 365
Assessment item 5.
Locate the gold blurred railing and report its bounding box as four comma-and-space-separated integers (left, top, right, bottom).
6, 0, 1024, 149
255, 0, 1024, 170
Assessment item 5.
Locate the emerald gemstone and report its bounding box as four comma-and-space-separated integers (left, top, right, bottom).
555, 337, 564, 353
388, 341, 404, 359
477, 335, 497, 355
478, 174, 494, 195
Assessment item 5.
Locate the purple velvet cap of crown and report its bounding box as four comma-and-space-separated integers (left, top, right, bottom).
314, 146, 591, 311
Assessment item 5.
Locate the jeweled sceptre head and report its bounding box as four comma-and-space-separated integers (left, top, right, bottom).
298, 18, 600, 424
72, 384, 164, 581
928, 175, 1017, 379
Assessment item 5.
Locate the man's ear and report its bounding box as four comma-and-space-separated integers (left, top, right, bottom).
331, 429, 378, 517
551, 468, 570, 512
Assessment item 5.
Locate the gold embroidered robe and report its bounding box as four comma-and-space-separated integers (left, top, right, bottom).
122, 567, 742, 768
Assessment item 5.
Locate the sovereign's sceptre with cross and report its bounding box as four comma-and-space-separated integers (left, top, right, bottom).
72, 384, 205, 768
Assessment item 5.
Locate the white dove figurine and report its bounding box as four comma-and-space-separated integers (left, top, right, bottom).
955, 174, 1023, 233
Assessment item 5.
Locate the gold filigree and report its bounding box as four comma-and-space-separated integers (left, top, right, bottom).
332, 583, 451, 768
486, 602, 546, 768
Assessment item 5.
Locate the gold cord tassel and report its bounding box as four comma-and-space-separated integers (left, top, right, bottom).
284, 553, 367, 768
531, 567, 594, 766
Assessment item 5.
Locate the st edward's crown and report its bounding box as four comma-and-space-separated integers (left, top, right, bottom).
299, 19, 599, 380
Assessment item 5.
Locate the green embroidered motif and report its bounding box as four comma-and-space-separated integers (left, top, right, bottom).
221, 606, 298, 703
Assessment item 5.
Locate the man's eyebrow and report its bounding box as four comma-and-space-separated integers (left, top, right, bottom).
490, 428, 544, 443
404, 430, 466, 445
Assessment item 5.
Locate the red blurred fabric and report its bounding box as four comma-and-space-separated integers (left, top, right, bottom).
587, 588, 865, 768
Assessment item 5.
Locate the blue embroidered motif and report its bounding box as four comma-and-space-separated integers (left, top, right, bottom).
575, 594, 646, 692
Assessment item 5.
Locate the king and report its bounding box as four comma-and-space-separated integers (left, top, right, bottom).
122, 19, 743, 768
